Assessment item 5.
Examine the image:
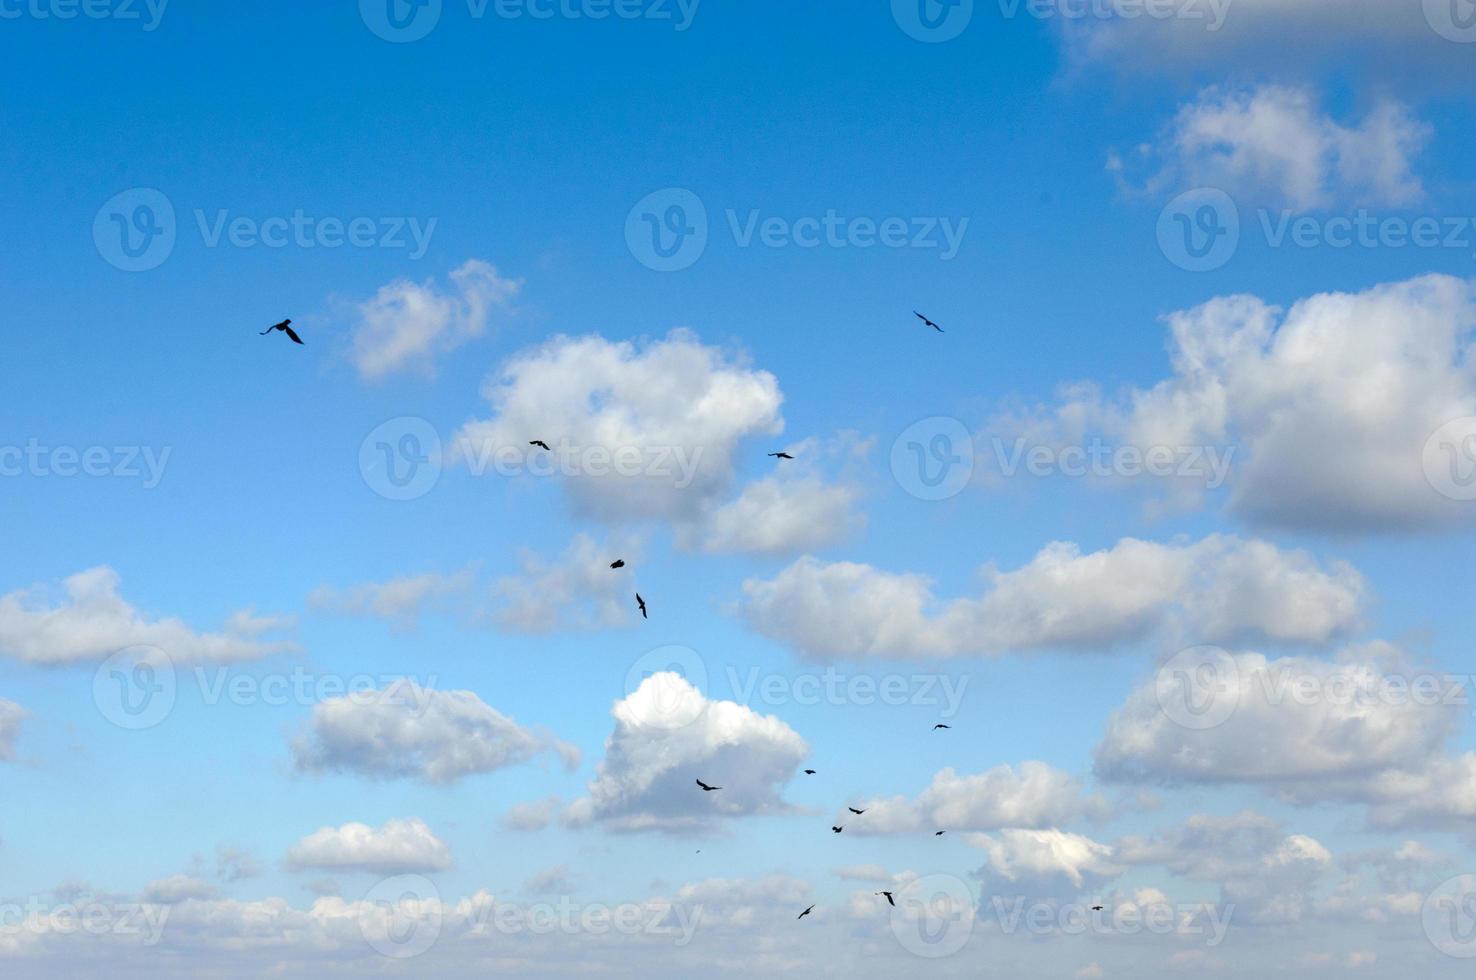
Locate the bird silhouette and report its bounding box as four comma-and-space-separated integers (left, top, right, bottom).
848, 807, 865, 815
1091, 905, 1104, 911
831, 826, 843, 834
877, 891, 895, 907
260, 319, 303, 344
803, 769, 816, 775
529, 440, 551, 451
768, 452, 794, 460
695, 779, 721, 792
914, 311, 943, 333
610, 559, 625, 569
797, 905, 814, 920
636, 593, 647, 619
933, 724, 951, 730
935, 830, 946, 836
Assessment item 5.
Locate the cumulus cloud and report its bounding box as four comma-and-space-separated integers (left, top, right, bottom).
309, 568, 475, 630
849, 763, 1109, 835
1114, 812, 1332, 925
351, 259, 521, 381
0, 698, 25, 762
500, 795, 561, 832
969, 828, 1123, 891
451, 330, 784, 523
565, 672, 808, 832
0, 567, 294, 665
292, 680, 576, 785
285, 818, 453, 874
739, 535, 1363, 661
1097, 644, 1476, 833
1115, 85, 1430, 209
522, 865, 578, 896
993, 274, 1476, 531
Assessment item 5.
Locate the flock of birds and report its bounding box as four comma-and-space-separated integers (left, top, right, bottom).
258, 310, 1030, 924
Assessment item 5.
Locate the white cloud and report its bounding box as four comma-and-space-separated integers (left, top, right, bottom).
309, 568, 475, 630
292, 680, 576, 785
1120, 85, 1429, 209
565, 672, 808, 832
500, 795, 561, 832
143, 875, 219, 904
683, 475, 861, 556
351, 259, 520, 381
452, 330, 784, 523
0, 698, 25, 762
522, 865, 577, 895
285, 818, 453, 874
0, 567, 294, 665
970, 828, 1123, 890
489, 533, 637, 633
997, 274, 1476, 531
850, 762, 1109, 835
739, 535, 1363, 661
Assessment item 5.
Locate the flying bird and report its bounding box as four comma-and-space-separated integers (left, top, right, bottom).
610, 559, 625, 569
933, 724, 951, 730
529, 440, 551, 451
877, 891, 895, 907
259, 318, 303, 344
768, 452, 794, 460
914, 311, 943, 333
695, 779, 721, 792
831, 826, 843, 834
848, 807, 865, 815
797, 905, 815, 920
1091, 905, 1104, 912
934, 830, 946, 836
636, 593, 647, 619
803, 769, 816, 775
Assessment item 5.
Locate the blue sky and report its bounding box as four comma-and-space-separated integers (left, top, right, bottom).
4, 0, 1476, 976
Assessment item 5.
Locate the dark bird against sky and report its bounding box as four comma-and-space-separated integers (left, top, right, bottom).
636, 593, 647, 619
877, 891, 895, 907
797, 905, 814, 920
914, 311, 943, 332
259, 319, 303, 344
695, 779, 721, 792
529, 440, 551, 450
610, 559, 625, 569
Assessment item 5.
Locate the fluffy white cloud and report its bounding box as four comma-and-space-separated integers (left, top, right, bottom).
969, 828, 1123, 890
285, 818, 453, 874
850, 763, 1109, 835
500, 794, 561, 832
739, 535, 1363, 661
452, 330, 784, 522
997, 274, 1476, 531
490, 533, 637, 632
0, 697, 25, 762
1097, 645, 1476, 833
309, 568, 475, 630
1116, 85, 1429, 209
351, 259, 520, 381
292, 680, 576, 784
565, 672, 809, 832
683, 475, 861, 555
0, 567, 294, 665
